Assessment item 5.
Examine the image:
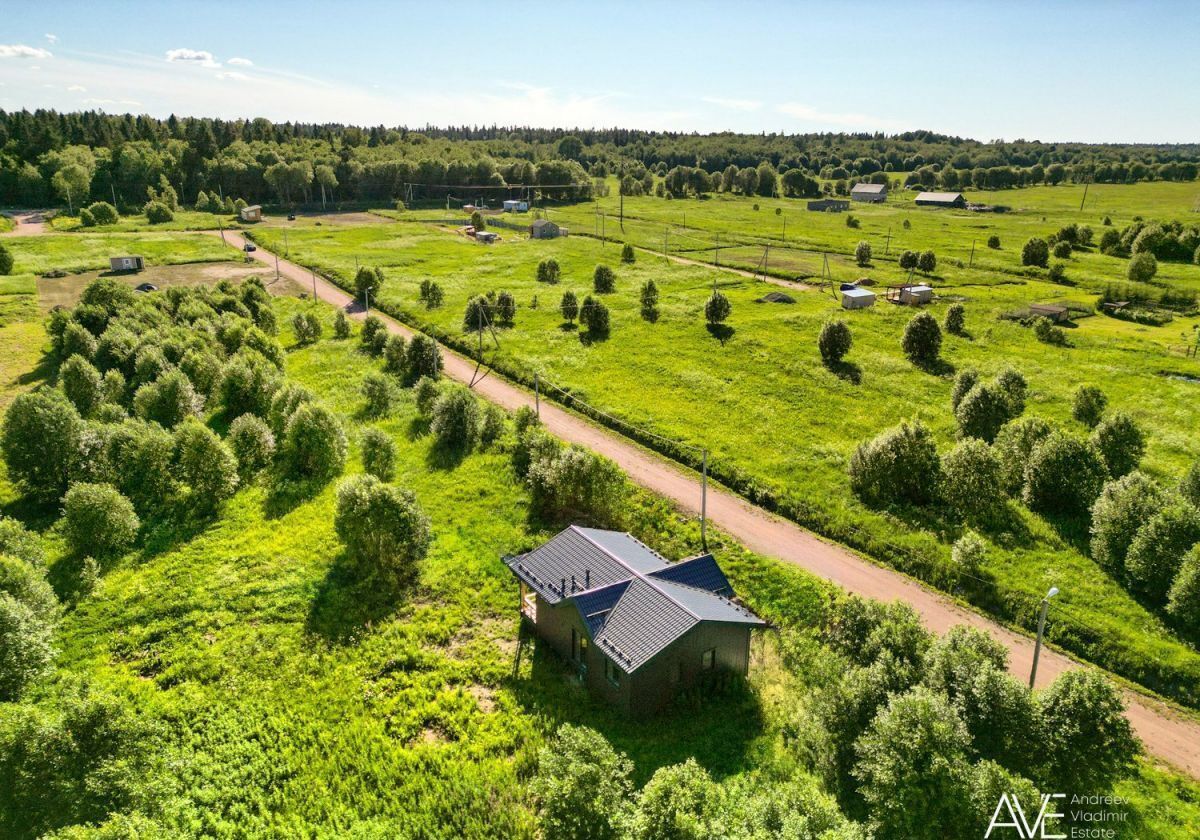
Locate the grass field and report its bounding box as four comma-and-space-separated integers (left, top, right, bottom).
5, 231, 233, 276
1, 274, 1197, 836
247, 212, 1200, 708
50, 209, 247, 233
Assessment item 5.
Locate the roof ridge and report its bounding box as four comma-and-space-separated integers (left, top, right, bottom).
573, 527, 667, 580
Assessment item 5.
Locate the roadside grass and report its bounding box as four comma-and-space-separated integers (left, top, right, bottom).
0, 215, 14, 233
248, 219, 1200, 708
3, 231, 232, 276
50, 210, 245, 233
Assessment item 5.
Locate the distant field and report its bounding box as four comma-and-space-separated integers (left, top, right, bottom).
3, 231, 233, 276
249, 216, 1200, 707
50, 209, 246, 233
34, 260, 278, 311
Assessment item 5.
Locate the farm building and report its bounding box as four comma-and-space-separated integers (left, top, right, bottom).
502, 199, 529, 213
914, 191, 966, 208
841, 287, 876, 309
850, 183, 888, 203
807, 199, 850, 212
1030, 303, 1070, 323
530, 218, 565, 239
239, 205, 263, 222
108, 255, 144, 272
475, 230, 499, 244
506, 526, 765, 716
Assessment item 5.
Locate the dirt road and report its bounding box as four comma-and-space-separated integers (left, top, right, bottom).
1, 212, 49, 236
214, 228, 1200, 777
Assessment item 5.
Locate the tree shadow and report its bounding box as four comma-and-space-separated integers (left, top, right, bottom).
406, 415, 432, 441
578, 329, 610, 347
558, 322, 578, 332
912, 356, 955, 377
305, 550, 412, 644
706, 323, 735, 345
641, 307, 660, 324
824, 359, 862, 385
263, 475, 330, 519
425, 440, 470, 471
12, 354, 57, 391
1037, 510, 1092, 556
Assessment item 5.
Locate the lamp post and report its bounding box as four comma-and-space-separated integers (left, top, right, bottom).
1029, 586, 1059, 689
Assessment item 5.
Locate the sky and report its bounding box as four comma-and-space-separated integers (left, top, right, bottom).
1, 1, 1198, 144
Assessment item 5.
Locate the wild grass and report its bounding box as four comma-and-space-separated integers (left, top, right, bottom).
3, 231, 232, 276
50, 210, 246, 233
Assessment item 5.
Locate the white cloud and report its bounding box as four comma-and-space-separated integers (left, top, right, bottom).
67, 84, 86, 92
45, 34, 58, 44
702, 96, 762, 112
83, 97, 142, 108
227, 57, 253, 66
165, 48, 219, 68
776, 101, 902, 130
0, 44, 53, 59
216, 71, 249, 81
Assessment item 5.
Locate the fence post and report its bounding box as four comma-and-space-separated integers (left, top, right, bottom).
701, 448, 708, 550
534, 373, 540, 418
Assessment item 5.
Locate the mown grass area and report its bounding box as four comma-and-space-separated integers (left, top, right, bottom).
248, 219, 1200, 708
4, 231, 233, 277
0, 273, 48, 410
50, 210, 245, 233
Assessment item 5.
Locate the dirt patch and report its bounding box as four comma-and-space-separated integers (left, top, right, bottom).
36, 261, 302, 311
468, 684, 497, 713
257, 211, 394, 228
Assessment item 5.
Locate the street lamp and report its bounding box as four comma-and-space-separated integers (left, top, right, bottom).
1029, 586, 1059, 689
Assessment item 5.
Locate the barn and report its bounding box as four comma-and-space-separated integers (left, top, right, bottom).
807, 199, 850, 212
851, 183, 888, 203
914, 191, 966, 208
530, 218, 563, 239
239, 205, 263, 222
1030, 303, 1070, 323
108, 255, 144, 272
506, 526, 765, 716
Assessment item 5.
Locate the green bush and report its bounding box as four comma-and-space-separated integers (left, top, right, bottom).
704, 291, 731, 326
951, 531, 987, 581
1022, 433, 1107, 515
1072, 385, 1107, 428
536, 258, 561, 284
0, 595, 54, 701
955, 382, 1015, 443
986, 235, 1000, 249
360, 315, 387, 354
0, 517, 46, 569
406, 334, 443, 380
383, 334, 407, 376
59, 354, 103, 417
219, 351, 281, 418
1166, 547, 1200, 636
333, 309, 351, 339
1125, 501, 1200, 603
1089, 471, 1165, 576
901, 312, 941, 364
941, 438, 1003, 520
60, 322, 98, 361
360, 427, 397, 481
1181, 460, 1200, 508
899, 249, 918, 270
1047, 262, 1067, 284
917, 249, 937, 274
1036, 670, 1137, 795
171, 419, 239, 514
943, 303, 966, 335
280, 404, 347, 482
620, 243, 635, 263
950, 368, 979, 411
560, 290, 579, 323
413, 376, 444, 416
0, 556, 56, 622
463, 296, 489, 332
143, 201, 173, 224
1127, 251, 1157, 283
103, 420, 175, 514
1090, 411, 1144, 478
593, 264, 615, 293
528, 444, 627, 527
361, 372, 396, 418
854, 240, 872, 266
354, 266, 385, 300
638, 281, 658, 320
227, 413, 275, 479
2, 390, 83, 501
849, 419, 941, 506
85, 201, 119, 225
334, 474, 430, 583
431, 387, 482, 452
0, 243, 11, 275
62, 482, 140, 557
268, 382, 314, 438
818, 320, 852, 364
291, 311, 322, 344
1032, 315, 1066, 346
626, 758, 715, 840
77, 207, 95, 227
133, 370, 200, 429
580, 296, 610, 336
1021, 237, 1049, 268
1052, 240, 1072, 259
530, 725, 633, 840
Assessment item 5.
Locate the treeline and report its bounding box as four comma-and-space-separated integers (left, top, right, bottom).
2, 109, 1199, 212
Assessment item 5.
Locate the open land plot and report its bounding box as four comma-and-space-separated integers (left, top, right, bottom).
34, 260, 282, 311
247, 218, 1200, 708
4, 230, 234, 276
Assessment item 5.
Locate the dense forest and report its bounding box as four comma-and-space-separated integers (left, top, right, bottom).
1, 108, 1199, 211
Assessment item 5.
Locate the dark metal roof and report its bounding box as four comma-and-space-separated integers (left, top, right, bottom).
506, 528, 765, 673
851, 182, 887, 193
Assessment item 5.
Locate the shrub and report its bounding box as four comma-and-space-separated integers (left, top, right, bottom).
1072, 385, 1107, 427
955, 382, 1014, 443
463, 296, 489, 332
1032, 316, 1066, 346
1021, 237, 1050, 267
917, 250, 937, 274
219, 351, 281, 417
1125, 502, 1200, 603
0, 517, 46, 569
528, 444, 627, 527
1037, 670, 1137, 795
994, 417, 1053, 495
536, 258, 561, 284
1127, 251, 1157, 283
77, 207, 95, 227
0, 595, 54, 701
180, 349, 222, 397
413, 376, 444, 416
1090, 412, 1144, 478
60, 322, 98, 361
1166, 547, 1200, 636
560, 290, 579, 323
898, 249, 918, 271
431, 387, 482, 452
994, 367, 1027, 414
62, 482, 139, 557
227, 413, 275, 479
60, 354, 103, 417
86, 201, 119, 225
268, 382, 313, 438
143, 201, 173, 224
944, 303, 966, 335
360, 315, 387, 354
280, 404, 347, 482
845, 214, 859, 228
103, 420, 175, 514
481, 403, 505, 447
406, 334, 443, 380
1089, 471, 1165, 576
593, 264, 615, 293
626, 759, 716, 840
421, 280, 444, 308
530, 725, 633, 840
172, 420, 239, 514
854, 240, 871, 266
334, 475, 430, 582
291, 311, 322, 344
1022, 433, 1108, 515
901, 311, 941, 363
941, 438, 1003, 520
333, 309, 351, 338
951, 531, 987, 580
101, 369, 126, 405
621, 243, 635, 263
987, 235, 1000, 249
581, 296, 610, 336
950, 368, 978, 411
360, 427, 397, 481
704, 291, 731, 325
361, 372, 396, 418
849, 419, 941, 506
495, 290, 516, 325
2, 390, 83, 500
0, 556, 56, 623
818, 320, 852, 364
354, 266, 385, 300
638, 281, 658, 320
133, 370, 201, 429
1052, 240, 1073, 259
1181, 460, 1200, 508
1047, 262, 1067, 284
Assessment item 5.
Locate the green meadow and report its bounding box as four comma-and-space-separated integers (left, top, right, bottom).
247, 208, 1200, 708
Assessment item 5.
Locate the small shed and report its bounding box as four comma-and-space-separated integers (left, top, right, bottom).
109, 255, 144, 272
807, 199, 850, 212
476, 230, 499, 244
914, 192, 966, 208
895, 284, 934, 305
851, 183, 888, 203
503, 199, 529, 213
1030, 303, 1070, 323
239, 205, 263, 222
841, 287, 876, 309
530, 218, 562, 239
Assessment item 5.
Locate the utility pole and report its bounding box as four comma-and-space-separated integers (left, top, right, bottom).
700, 449, 708, 550
284, 230, 289, 257
885, 226, 892, 255
763, 244, 769, 279
782, 216, 787, 242
275, 253, 280, 282
365, 287, 371, 313
969, 239, 976, 268
1029, 587, 1059, 688
664, 225, 669, 262
714, 233, 720, 266
1079, 180, 1090, 213
534, 373, 540, 418
619, 191, 624, 231
311, 268, 317, 300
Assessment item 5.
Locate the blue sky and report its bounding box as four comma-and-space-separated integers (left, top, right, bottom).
1, 1, 1197, 143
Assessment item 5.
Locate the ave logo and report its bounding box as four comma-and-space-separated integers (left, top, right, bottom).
985, 792, 1066, 838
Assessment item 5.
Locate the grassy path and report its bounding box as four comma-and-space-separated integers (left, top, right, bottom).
210, 228, 1200, 779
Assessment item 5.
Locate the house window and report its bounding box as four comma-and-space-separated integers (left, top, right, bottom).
605, 657, 621, 687
701, 648, 716, 671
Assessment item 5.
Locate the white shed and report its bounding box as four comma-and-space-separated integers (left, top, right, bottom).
109, 255, 145, 272
899, 284, 934, 305
841, 287, 876, 309
239, 205, 263, 222
503, 199, 529, 212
